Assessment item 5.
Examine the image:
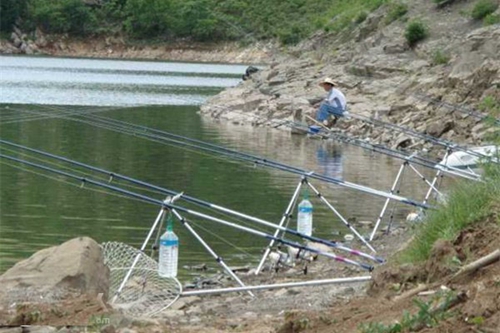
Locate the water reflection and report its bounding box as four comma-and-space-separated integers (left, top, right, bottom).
316, 144, 344, 180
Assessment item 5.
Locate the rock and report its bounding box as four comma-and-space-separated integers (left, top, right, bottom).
0, 237, 110, 301
383, 42, 408, 54
99, 325, 115, 333
169, 296, 201, 311
0, 328, 22, 333
426, 120, 454, 137
392, 135, 412, 149
21, 327, 58, 333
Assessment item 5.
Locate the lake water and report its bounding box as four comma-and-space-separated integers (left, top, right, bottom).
0, 55, 437, 280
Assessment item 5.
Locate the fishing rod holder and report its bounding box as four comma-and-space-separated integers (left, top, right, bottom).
255, 175, 377, 275
369, 152, 450, 241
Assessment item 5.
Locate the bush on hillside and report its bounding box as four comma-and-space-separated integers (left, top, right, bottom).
355, 11, 369, 24
431, 49, 450, 65
28, 0, 96, 36
471, 0, 499, 20
405, 20, 429, 46
0, 0, 29, 32
483, 13, 500, 26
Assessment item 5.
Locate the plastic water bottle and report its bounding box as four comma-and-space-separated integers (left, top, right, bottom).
297, 191, 313, 236
159, 215, 178, 278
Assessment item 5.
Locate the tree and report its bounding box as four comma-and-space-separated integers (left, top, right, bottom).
0, 0, 28, 32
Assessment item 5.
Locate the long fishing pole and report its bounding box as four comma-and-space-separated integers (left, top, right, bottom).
0, 152, 376, 271
1, 104, 430, 209
0, 139, 384, 263
299, 117, 481, 181
347, 111, 499, 163
411, 92, 500, 126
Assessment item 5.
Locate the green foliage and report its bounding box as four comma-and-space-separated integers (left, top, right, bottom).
355, 11, 369, 24
123, 0, 175, 38
479, 96, 500, 117
483, 13, 500, 26
28, 0, 97, 36
399, 163, 500, 263
385, 2, 408, 24
431, 49, 450, 65
404, 20, 429, 46
471, 0, 499, 20
0, 0, 29, 32
359, 291, 456, 333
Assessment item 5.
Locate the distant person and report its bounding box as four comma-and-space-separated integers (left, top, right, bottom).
316, 78, 347, 128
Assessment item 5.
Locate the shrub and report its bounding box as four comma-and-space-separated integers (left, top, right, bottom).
483, 13, 500, 26
355, 11, 368, 24
385, 2, 408, 24
0, 0, 29, 32
28, 0, 96, 36
405, 20, 429, 46
471, 0, 499, 20
432, 49, 450, 65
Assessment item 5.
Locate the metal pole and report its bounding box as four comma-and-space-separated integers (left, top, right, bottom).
422, 151, 451, 206
370, 162, 406, 241
408, 164, 443, 197
170, 209, 255, 297
255, 179, 303, 275
305, 181, 376, 253
0, 153, 377, 270
112, 205, 166, 304
181, 276, 372, 296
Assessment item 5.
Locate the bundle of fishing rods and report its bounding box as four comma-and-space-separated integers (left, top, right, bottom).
1, 94, 497, 278
0, 139, 384, 274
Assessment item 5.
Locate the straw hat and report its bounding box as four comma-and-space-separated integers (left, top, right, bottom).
319, 77, 337, 87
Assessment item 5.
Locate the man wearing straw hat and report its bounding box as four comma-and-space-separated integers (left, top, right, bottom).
316, 77, 347, 127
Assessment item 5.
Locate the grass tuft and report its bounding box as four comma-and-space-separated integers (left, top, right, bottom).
399, 164, 500, 264
405, 20, 429, 46
471, 0, 499, 20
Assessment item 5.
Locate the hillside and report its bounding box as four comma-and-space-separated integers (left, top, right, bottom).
201, 0, 500, 155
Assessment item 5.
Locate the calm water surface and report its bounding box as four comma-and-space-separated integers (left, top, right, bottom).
0, 56, 438, 280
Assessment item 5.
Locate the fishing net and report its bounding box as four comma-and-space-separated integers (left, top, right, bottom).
101, 242, 182, 318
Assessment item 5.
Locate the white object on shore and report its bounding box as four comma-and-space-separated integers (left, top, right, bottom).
344, 234, 354, 242
437, 145, 498, 170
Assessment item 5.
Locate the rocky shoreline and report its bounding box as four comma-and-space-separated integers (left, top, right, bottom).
1, 28, 273, 65
200, 3, 500, 157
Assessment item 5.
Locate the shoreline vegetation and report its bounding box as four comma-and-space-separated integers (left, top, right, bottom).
1, 0, 500, 332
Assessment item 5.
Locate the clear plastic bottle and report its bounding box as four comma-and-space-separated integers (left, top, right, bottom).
297, 191, 313, 236
159, 214, 178, 278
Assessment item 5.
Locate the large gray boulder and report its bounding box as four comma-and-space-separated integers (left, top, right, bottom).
0, 237, 109, 301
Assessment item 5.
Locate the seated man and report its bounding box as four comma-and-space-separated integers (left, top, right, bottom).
316, 77, 347, 127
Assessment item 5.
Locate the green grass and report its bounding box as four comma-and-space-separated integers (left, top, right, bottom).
321, 0, 389, 33
405, 20, 429, 46
431, 49, 450, 65
471, 0, 499, 20
483, 13, 500, 26
385, 2, 408, 24
399, 165, 500, 263
359, 291, 456, 333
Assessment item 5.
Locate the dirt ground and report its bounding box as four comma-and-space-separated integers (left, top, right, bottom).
1, 216, 498, 333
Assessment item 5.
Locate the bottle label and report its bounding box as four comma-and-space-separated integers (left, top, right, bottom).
160, 239, 179, 246
299, 207, 313, 213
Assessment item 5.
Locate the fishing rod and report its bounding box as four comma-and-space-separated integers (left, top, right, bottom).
0, 152, 377, 271
1, 105, 430, 209
298, 117, 481, 182
0, 139, 384, 263
412, 92, 500, 126
346, 111, 499, 163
